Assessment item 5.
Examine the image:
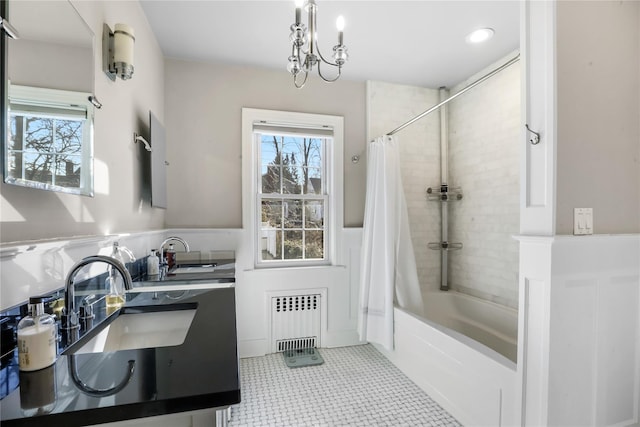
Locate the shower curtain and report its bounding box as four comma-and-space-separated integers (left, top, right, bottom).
358, 135, 424, 351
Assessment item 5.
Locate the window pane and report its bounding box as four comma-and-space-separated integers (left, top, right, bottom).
261, 164, 281, 194
261, 135, 280, 165
281, 136, 300, 166
261, 200, 282, 227
305, 231, 324, 259
285, 137, 323, 169
304, 138, 323, 169
282, 166, 302, 194
25, 117, 54, 152
54, 120, 83, 154
9, 116, 21, 150
54, 155, 81, 188
23, 152, 53, 184
261, 229, 282, 261
283, 231, 302, 260
303, 167, 322, 194
304, 200, 324, 228
261, 135, 281, 193
283, 200, 302, 228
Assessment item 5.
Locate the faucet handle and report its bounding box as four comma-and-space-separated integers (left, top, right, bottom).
79, 297, 95, 331
61, 309, 79, 331
79, 295, 96, 318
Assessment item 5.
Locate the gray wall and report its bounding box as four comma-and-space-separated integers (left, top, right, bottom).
8, 39, 92, 92
0, 0, 166, 243
556, 0, 640, 234
163, 59, 367, 229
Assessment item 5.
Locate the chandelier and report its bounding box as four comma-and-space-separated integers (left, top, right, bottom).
287, 0, 348, 88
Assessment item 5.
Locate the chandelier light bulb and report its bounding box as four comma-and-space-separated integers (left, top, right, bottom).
336, 15, 345, 32
294, 0, 303, 24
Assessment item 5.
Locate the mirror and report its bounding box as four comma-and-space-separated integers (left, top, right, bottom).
2, 0, 95, 196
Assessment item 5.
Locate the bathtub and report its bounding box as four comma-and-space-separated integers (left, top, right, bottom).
374, 291, 519, 426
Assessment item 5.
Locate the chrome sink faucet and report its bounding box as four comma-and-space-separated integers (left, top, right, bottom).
159, 236, 190, 254
159, 237, 190, 269
61, 255, 133, 343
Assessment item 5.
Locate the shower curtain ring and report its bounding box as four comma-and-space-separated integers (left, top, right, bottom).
525, 124, 541, 145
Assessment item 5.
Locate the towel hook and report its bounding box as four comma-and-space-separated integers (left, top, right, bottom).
133, 133, 152, 152
525, 124, 541, 145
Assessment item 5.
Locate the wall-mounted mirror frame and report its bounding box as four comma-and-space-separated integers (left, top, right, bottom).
1, 0, 95, 197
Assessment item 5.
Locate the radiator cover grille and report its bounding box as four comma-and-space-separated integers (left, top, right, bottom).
271, 294, 321, 353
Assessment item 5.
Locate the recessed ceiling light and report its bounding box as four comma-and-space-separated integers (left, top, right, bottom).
465, 28, 495, 44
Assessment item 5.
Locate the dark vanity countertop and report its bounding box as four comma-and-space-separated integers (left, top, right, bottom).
131, 259, 236, 287
0, 286, 240, 427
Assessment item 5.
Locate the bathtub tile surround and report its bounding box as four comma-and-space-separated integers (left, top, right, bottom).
448, 55, 521, 309
366, 52, 521, 310
230, 344, 461, 426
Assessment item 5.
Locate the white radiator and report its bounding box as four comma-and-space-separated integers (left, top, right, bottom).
270, 294, 321, 353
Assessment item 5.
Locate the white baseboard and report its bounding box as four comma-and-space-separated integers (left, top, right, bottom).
238, 339, 267, 358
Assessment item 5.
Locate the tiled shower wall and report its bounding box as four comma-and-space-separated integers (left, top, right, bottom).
366, 53, 520, 308
366, 81, 441, 294
448, 56, 521, 308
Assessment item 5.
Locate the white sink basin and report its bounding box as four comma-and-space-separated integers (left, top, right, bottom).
71, 309, 196, 354
172, 265, 217, 274
128, 282, 234, 293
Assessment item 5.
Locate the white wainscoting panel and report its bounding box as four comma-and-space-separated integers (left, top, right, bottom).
520, 0, 557, 236
548, 235, 640, 427
518, 234, 640, 426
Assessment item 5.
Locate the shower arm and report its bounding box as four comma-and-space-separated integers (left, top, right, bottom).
386, 54, 521, 137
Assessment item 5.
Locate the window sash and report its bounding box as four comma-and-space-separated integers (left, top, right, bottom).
257, 194, 329, 263
254, 130, 331, 266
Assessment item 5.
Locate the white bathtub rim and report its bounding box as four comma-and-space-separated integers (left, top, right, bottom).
395, 303, 517, 371
426, 290, 519, 346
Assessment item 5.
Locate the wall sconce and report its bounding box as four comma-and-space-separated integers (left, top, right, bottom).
103, 23, 135, 81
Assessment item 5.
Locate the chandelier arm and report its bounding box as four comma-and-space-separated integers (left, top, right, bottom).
294, 70, 309, 89
315, 45, 340, 68
317, 60, 341, 83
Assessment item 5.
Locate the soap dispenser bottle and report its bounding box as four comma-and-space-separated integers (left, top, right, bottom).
166, 243, 177, 270
106, 242, 126, 313
17, 297, 58, 371
147, 249, 160, 276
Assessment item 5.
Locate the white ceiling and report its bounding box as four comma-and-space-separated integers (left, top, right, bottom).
140, 1, 520, 88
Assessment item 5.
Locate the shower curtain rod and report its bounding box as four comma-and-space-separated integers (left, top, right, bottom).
386, 54, 521, 136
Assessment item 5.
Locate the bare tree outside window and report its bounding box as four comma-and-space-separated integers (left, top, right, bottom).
9, 114, 84, 189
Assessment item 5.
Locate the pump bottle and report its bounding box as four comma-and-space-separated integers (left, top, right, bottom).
17, 297, 57, 371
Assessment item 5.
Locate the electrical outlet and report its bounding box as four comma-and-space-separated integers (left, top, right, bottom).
573, 208, 593, 235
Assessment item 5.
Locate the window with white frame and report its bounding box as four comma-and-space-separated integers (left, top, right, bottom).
6, 84, 93, 196
242, 109, 344, 268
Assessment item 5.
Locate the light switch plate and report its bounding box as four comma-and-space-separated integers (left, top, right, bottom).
573, 208, 593, 235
